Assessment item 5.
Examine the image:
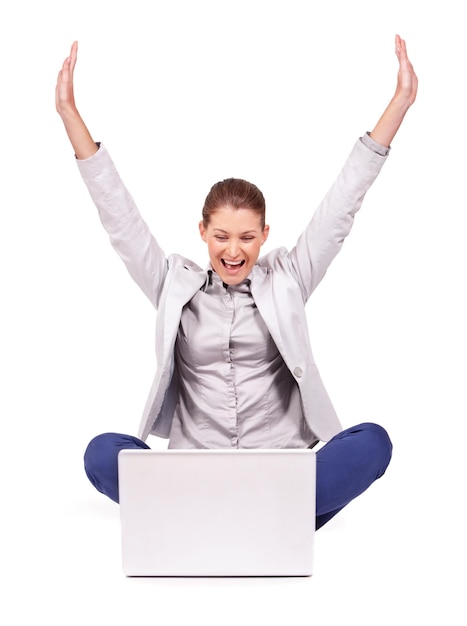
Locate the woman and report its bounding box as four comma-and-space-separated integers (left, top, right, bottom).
56, 35, 417, 529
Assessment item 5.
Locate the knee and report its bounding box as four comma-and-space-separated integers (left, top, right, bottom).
355, 422, 393, 477
84, 433, 127, 504
84, 432, 150, 475
84, 433, 115, 471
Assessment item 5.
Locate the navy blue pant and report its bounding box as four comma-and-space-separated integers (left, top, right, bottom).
84, 422, 392, 530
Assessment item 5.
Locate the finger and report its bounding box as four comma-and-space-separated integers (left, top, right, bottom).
69, 41, 78, 75
395, 35, 409, 66
59, 56, 72, 83
400, 37, 408, 58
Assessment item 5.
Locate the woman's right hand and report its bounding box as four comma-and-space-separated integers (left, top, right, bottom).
55, 41, 78, 118
55, 41, 98, 159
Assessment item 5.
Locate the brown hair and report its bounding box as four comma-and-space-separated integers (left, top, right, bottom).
202, 178, 266, 229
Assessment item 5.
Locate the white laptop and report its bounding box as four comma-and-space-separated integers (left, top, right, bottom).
117, 448, 316, 577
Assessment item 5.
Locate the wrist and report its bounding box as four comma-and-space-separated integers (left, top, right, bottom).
56, 102, 81, 122
390, 91, 415, 112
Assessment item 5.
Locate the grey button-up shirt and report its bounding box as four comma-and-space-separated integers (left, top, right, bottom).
168, 270, 316, 449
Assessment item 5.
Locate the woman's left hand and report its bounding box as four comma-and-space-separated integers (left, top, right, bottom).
393, 34, 418, 107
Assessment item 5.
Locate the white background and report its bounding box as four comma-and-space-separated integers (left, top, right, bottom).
1, 1, 466, 624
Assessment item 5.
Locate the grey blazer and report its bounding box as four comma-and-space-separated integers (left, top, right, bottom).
77, 135, 388, 443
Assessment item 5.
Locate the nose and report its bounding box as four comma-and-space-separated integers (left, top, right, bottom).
226, 239, 239, 258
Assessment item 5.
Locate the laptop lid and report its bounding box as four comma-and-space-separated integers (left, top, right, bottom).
118, 448, 316, 577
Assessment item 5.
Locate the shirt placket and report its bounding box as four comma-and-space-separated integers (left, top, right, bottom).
222, 289, 239, 448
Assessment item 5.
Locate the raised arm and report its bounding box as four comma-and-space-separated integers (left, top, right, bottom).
369, 34, 418, 147
56, 42, 171, 308
288, 35, 417, 299
55, 41, 98, 160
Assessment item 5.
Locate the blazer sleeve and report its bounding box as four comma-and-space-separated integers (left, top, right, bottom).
287, 134, 389, 301
76, 144, 168, 309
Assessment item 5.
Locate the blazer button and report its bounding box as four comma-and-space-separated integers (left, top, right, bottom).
293, 367, 303, 378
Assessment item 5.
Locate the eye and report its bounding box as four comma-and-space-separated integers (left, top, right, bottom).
241, 236, 254, 242
215, 235, 228, 241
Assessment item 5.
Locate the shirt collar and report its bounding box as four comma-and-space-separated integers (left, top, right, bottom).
204, 267, 252, 294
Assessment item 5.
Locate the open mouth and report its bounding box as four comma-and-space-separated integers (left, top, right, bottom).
221, 259, 245, 270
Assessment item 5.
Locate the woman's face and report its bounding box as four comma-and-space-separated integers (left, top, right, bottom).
199, 206, 269, 285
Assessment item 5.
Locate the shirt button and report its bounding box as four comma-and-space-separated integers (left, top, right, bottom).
293, 367, 303, 378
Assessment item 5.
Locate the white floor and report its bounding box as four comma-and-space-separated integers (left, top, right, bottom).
2, 428, 463, 626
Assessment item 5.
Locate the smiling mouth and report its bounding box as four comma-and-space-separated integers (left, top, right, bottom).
221, 259, 245, 270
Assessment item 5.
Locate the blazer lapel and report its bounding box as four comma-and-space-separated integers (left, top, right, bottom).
159, 265, 207, 359
249, 265, 287, 358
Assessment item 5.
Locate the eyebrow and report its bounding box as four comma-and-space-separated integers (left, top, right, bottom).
212, 228, 258, 235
